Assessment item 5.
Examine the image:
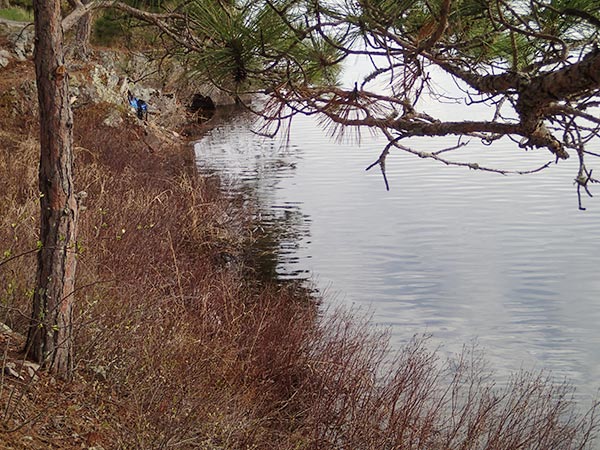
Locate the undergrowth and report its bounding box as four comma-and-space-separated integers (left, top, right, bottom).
0, 62, 599, 449
0, 7, 32, 22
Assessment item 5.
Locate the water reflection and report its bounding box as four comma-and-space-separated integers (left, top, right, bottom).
194, 106, 600, 401
195, 108, 312, 281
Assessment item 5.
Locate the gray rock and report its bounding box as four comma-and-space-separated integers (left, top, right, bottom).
103, 109, 123, 128
128, 85, 158, 103
91, 365, 107, 381
9, 28, 34, 61
91, 65, 125, 104
0, 49, 10, 68
24, 364, 40, 382
3, 362, 24, 380
23, 360, 40, 377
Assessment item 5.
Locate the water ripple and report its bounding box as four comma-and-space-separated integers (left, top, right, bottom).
195, 108, 600, 401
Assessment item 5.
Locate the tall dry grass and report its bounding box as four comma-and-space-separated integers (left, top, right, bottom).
1, 95, 598, 448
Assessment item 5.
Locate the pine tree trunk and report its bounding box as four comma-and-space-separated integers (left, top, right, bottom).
27, 0, 78, 378
65, 0, 93, 60
75, 10, 92, 57
72, 0, 92, 59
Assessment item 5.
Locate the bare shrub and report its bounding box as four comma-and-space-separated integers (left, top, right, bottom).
0, 131, 39, 332
276, 309, 599, 449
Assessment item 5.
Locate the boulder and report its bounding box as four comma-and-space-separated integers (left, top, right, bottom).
0, 49, 10, 68
8, 27, 34, 61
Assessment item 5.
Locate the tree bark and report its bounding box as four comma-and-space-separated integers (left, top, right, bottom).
67, 0, 93, 60
27, 0, 78, 378
76, 7, 92, 56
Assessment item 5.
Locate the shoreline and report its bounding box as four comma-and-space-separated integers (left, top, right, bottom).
1, 35, 598, 449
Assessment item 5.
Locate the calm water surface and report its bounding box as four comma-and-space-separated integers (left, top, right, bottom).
194, 105, 600, 401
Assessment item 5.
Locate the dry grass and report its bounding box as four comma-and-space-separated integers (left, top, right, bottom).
0, 60, 599, 449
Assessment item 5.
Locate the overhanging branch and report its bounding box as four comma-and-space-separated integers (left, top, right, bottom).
62, 0, 194, 51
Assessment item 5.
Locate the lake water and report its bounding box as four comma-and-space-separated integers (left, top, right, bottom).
194, 103, 600, 402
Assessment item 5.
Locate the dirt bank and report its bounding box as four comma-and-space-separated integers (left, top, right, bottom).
0, 49, 317, 448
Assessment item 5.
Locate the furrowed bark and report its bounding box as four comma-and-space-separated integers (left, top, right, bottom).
514, 51, 600, 158
66, 0, 93, 59
27, 0, 78, 378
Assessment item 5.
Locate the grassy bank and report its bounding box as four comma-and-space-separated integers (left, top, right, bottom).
1, 57, 599, 449
0, 8, 32, 22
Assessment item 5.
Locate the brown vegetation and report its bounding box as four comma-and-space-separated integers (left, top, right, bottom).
1, 59, 599, 449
